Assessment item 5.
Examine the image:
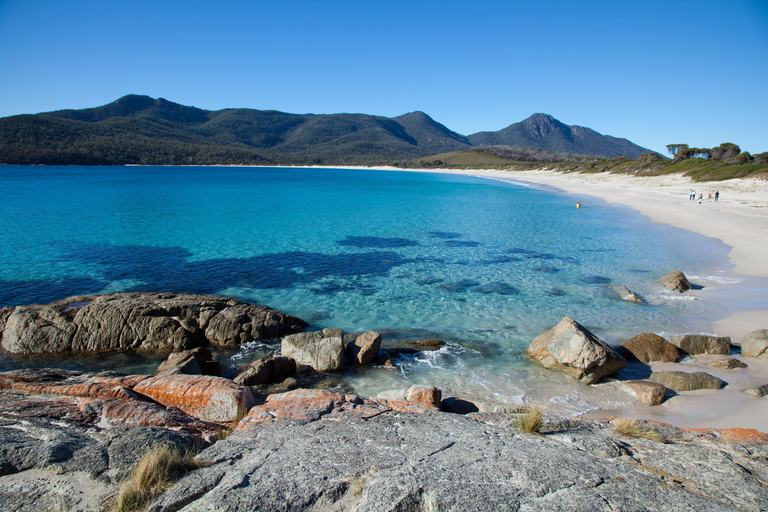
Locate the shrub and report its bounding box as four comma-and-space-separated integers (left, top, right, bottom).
515, 401, 544, 434
612, 417, 663, 443
111, 445, 205, 512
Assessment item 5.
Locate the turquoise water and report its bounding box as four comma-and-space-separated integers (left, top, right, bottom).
0, 166, 739, 412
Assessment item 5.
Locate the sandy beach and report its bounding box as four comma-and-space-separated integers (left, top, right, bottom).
321, 165, 768, 430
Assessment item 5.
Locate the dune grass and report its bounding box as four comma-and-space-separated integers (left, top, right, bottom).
612, 417, 664, 443
514, 402, 545, 434
110, 445, 205, 512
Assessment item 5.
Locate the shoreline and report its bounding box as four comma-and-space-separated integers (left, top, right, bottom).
289, 165, 768, 430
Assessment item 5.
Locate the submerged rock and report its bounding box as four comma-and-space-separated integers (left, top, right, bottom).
281, 328, 345, 372
619, 333, 682, 363
526, 317, 626, 384
234, 356, 296, 386
659, 270, 692, 293
650, 371, 723, 391
741, 329, 768, 360
609, 285, 643, 303
670, 334, 731, 355
708, 358, 748, 370
0, 293, 307, 354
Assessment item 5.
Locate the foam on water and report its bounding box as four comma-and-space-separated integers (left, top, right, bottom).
0, 165, 752, 413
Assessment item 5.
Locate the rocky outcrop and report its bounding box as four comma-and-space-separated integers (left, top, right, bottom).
233, 356, 296, 386
624, 380, 667, 406
133, 375, 254, 423
619, 332, 682, 363
708, 357, 748, 369
650, 371, 723, 391
406, 385, 442, 408
609, 285, 643, 302
742, 384, 768, 397
0, 293, 307, 354
659, 270, 692, 293
526, 317, 626, 384
281, 328, 345, 372
741, 329, 768, 360
0, 368, 251, 424
671, 334, 731, 355
150, 399, 768, 512
155, 347, 222, 376
346, 330, 382, 367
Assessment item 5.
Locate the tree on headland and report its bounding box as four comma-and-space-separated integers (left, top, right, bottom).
666, 144, 688, 158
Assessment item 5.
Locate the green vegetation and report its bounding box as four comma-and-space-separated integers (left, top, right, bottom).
612, 417, 664, 443
110, 445, 205, 512
406, 146, 768, 182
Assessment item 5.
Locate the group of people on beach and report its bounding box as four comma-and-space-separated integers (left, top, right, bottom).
689, 190, 719, 204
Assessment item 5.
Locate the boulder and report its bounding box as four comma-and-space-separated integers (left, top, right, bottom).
659, 270, 692, 293
526, 317, 627, 384
741, 384, 768, 398
670, 334, 731, 355
708, 358, 747, 370
281, 328, 345, 372
406, 385, 442, 409
624, 380, 667, 406
133, 375, 255, 423
155, 347, 222, 376
740, 329, 768, 360
619, 333, 682, 363
650, 371, 723, 392
234, 356, 296, 386
609, 285, 643, 303
346, 331, 382, 366
0, 293, 307, 354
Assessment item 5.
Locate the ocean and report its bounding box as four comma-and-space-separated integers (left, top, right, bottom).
0, 165, 743, 413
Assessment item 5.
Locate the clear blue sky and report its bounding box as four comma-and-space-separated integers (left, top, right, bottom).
1, 0, 766, 155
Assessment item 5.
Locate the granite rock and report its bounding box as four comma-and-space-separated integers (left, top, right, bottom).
741, 329, 768, 360
670, 334, 731, 355
281, 328, 345, 372
659, 270, 692, 293
619, 332, 682, 363
624, 379, 668, 406
346, 330, 382, 367
650, 371, 723, 391
233, 356, 296, 386
609, 285, 643, 302
526, 317, 626, 384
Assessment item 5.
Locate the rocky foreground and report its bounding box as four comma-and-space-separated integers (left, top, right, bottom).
2, 291, 768, 511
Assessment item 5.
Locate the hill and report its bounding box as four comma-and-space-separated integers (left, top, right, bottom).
468, 113, 650, 159
0, 95, 653, 166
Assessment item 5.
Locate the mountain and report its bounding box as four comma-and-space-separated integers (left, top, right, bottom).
468, 113, 649, 159
0, 96, 652, 165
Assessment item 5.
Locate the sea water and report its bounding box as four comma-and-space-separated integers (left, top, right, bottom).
0, 166, 744, 413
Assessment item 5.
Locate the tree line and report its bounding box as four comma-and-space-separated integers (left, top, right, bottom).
666, 142, 768, 164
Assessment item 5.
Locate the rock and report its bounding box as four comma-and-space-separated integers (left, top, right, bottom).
234, 356, 296, 386
0, 293, 307, 354
708, 358, 748, 370
155, 347, 222, 376
374, 352, 394, 366
659, 270, 692, 293
133, 375, 254, 423
377, 389, 407, 401
281, 328, 345, 372
624, 380, 667, 406
526, 317, 627, 384
152, 393, 768, 512
741, 384, 768, 397
406, 385, 442, 409
346, 331, 382, 367
264, 377, 299, 395
650, 371, 723, 391
670, 334, 731, 355
741, 329, 768, 360
609, 285, 643, 303
619, 333, 682, 363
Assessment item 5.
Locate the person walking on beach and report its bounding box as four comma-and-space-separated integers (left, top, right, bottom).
690, 190, 695, 200
715, 190, 719, 201
698, 193, 703, 204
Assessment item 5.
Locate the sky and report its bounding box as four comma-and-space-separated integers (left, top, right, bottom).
1, 0, 766, 155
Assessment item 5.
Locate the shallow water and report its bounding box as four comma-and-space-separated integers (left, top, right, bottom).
0, 166, 745, 413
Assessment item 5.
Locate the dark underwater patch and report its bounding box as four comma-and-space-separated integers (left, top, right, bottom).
534, 267, 560, 273
337, 236, 419, 248
479, 256, 523, 264
416, 277, 444, 285
441, 240, 481, 248
506, 248, 536, 255
581, 275, 612, 285
525, 252, 556, 260
0, 277, 107, 307
473, 283, 520, 295
438, 280, 481, 293
428, 231, 463, 239
548, 288, 567, 296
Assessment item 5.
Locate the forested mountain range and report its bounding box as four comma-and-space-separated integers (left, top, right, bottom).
0, 95, 652, 166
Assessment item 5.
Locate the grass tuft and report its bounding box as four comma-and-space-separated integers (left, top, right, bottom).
612, 417, 664, 443
514, 401, 545, 434
110, 445, 205, 512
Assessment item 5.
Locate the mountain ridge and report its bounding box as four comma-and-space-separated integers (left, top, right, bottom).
0, 95, 653, 165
